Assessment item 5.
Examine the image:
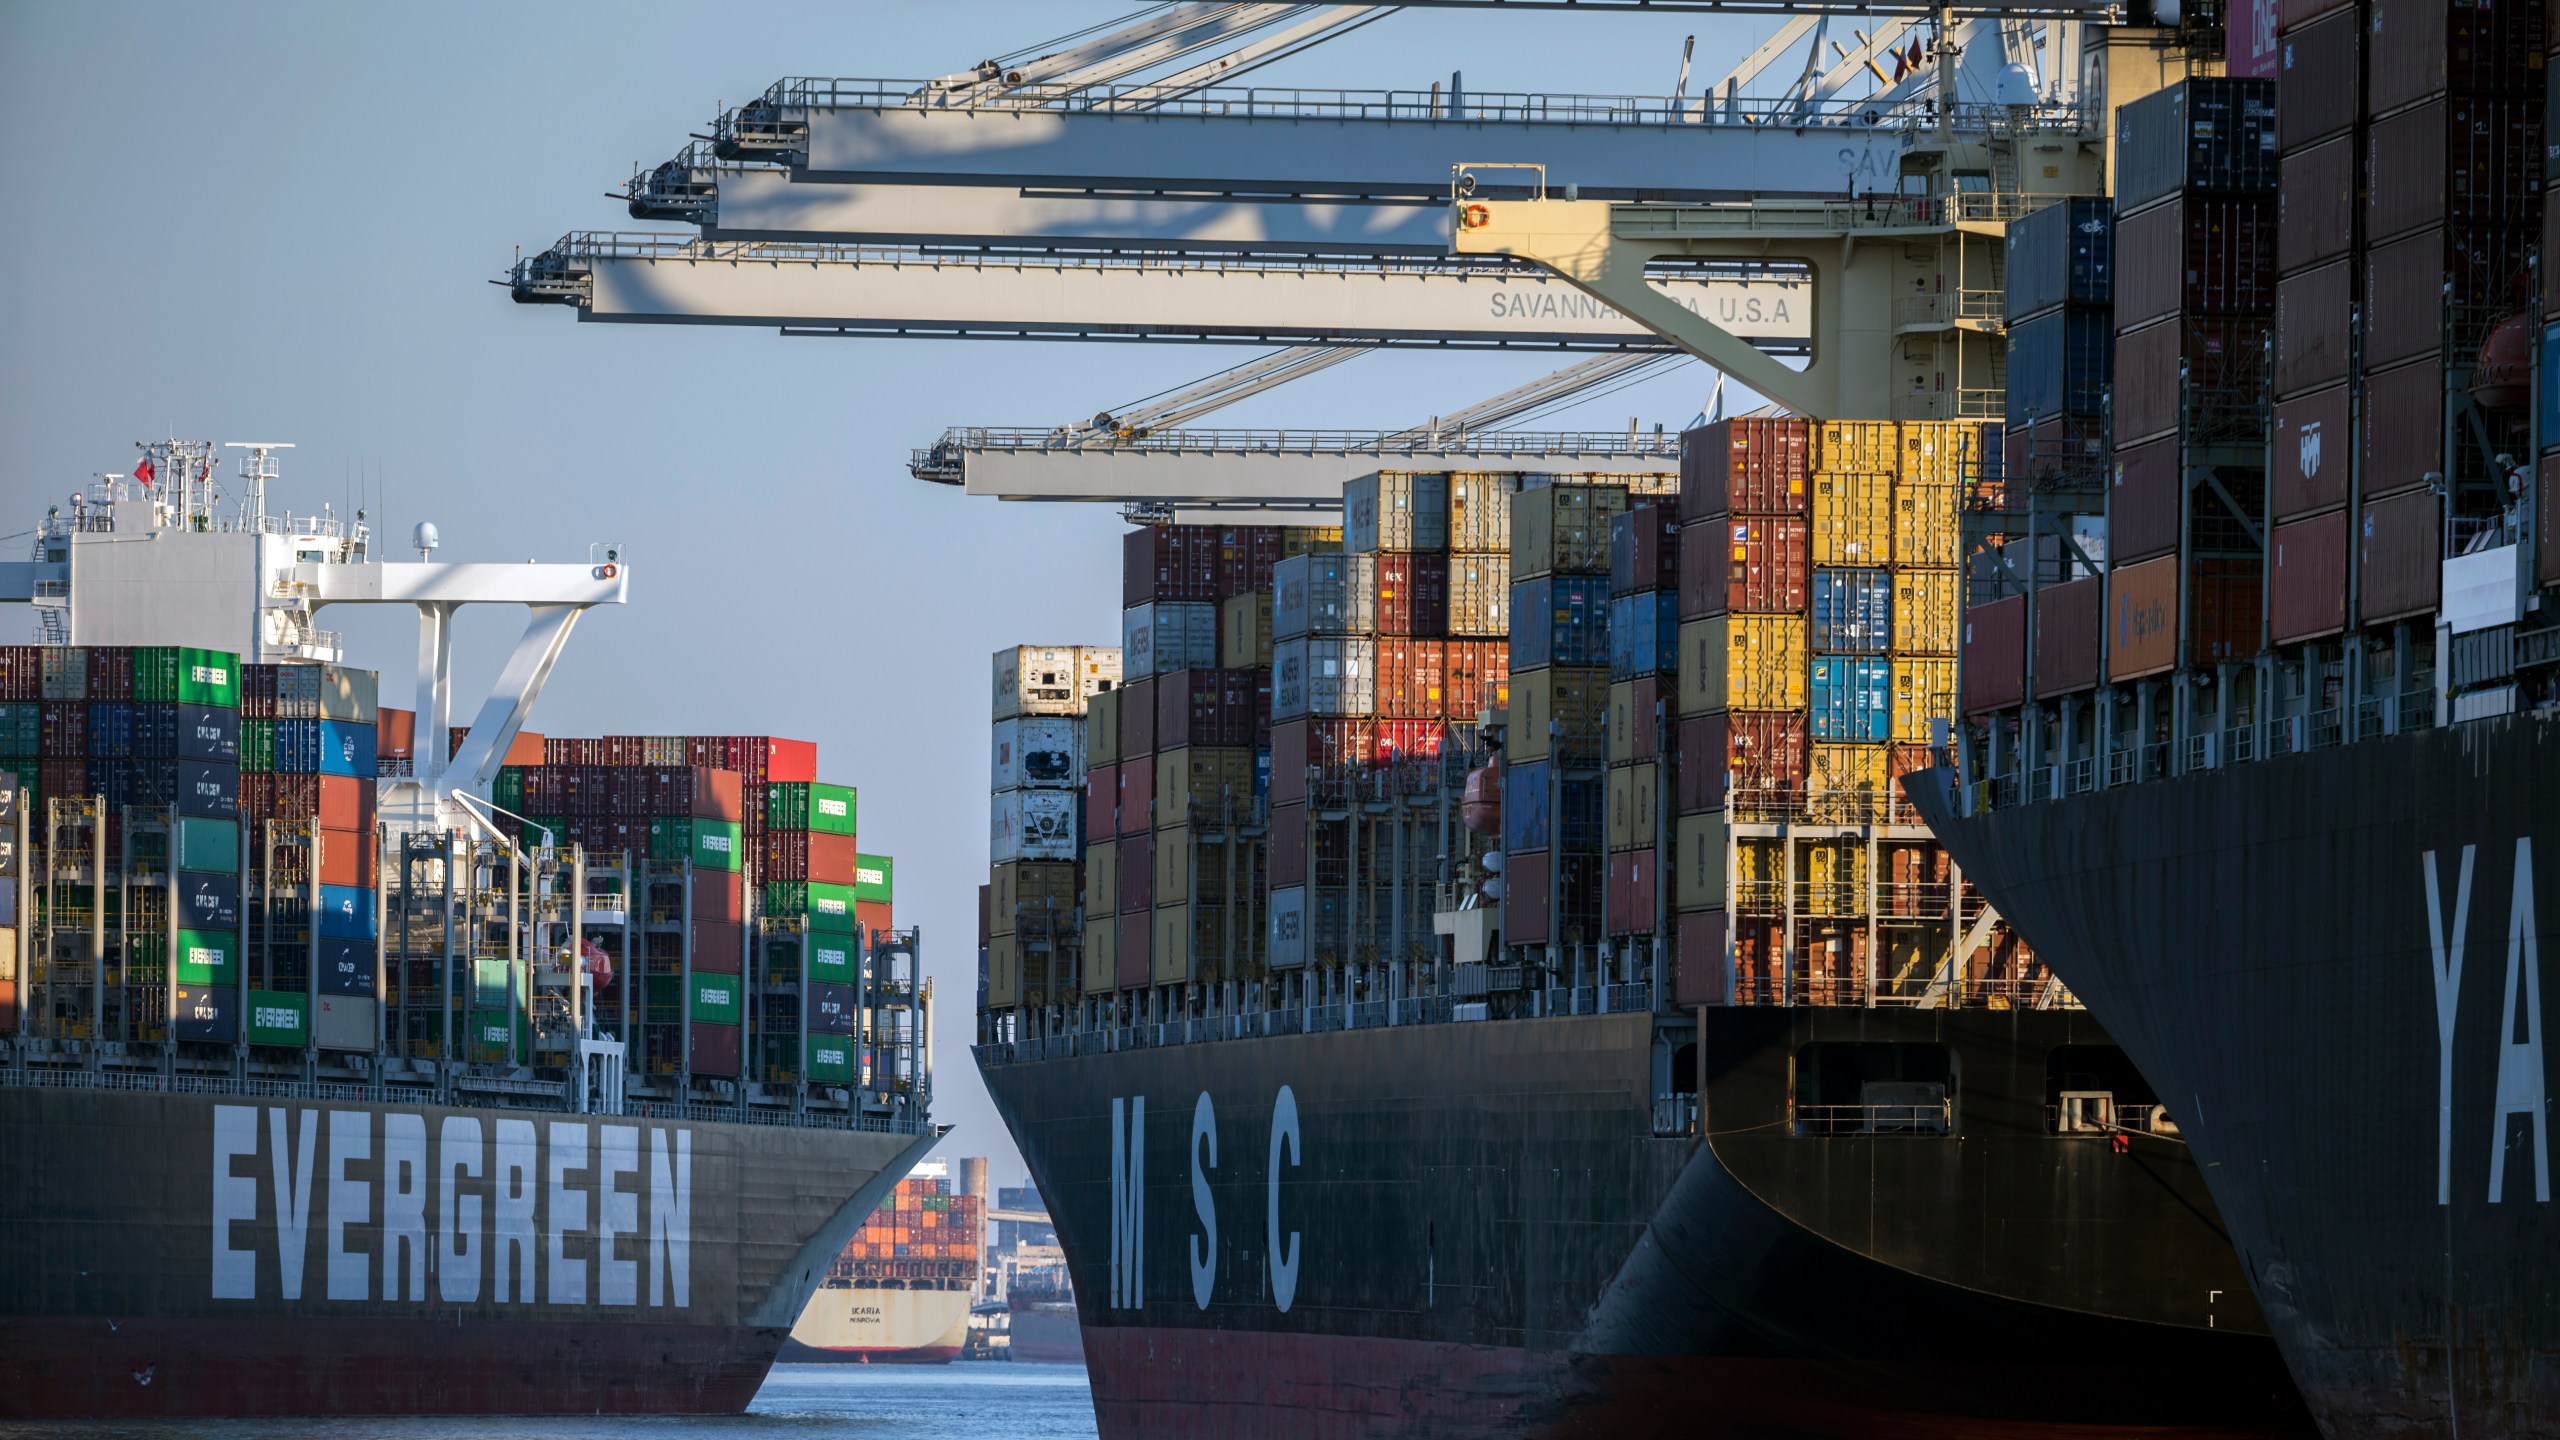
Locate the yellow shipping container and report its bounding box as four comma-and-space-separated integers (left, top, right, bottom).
1448, 472, 1513, 552
1735, 838, 1784, 884
1811, 472, 1893, 566
1897, 421, 1982, 486
1221, 591, 1273, 669
1892, 569, 1960, 655
1152, 902, 1193, 985
1893, 479, 1959, 569
1086, 690, 1120, 766
989, 860, 1078, 938
1673, 614, 1810, 713
1159, 746, 1255, 826
1675, 810, 1727, 912
1817, 420, 1899, 474
986, 931, 1021, 1008
1280, 526, 1344, 557
1606, 762, 1659, 851
1802, 843, 1872, 916
1085, 839, 1119, 921
1154, 825, 1192, 906
1808, 743, 1890, 820
1082, 913, 1117, 997
1449, 551, 1509, 637
1508, 665, 1610, 763
1892, 658, 1958, 742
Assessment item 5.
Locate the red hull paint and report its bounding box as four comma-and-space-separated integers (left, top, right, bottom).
0, 1316, 781, 1418
777, 1342, 962, 1365
1082, 1327, 2304, 1440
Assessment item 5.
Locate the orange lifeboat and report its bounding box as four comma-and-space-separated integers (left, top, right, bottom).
2469, 310, 2533, 410
1459, 760, 1502, 836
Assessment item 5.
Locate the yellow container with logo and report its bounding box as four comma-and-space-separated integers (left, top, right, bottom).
1812, 472, 1893, 566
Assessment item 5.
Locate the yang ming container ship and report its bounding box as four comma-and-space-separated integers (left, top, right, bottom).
1906, 22, 2560, 1439
0, 445, 938, 1417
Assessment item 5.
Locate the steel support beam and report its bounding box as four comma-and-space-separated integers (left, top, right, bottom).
928, 430, 1676, 502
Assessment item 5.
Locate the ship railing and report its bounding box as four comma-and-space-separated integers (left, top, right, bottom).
2025, 763, 2057, 801
1652, 1094, 1700, 1138
1789, 1100, 1952, 1136
2064, 756, 2099, 795
1305, 1004, 1344, 1034
1345, 1000, 1389, 1029
2306, 705, 2346, 751
1601, 982, 1653, 1013
2221, 723, 2258, 765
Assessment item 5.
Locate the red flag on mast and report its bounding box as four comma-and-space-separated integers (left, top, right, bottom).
132, 456, 155, 488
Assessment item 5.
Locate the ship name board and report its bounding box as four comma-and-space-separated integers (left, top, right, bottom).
210, 1106, 694, 1306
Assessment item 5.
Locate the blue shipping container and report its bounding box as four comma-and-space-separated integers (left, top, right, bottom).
1502, 760, 1605, 852
2003, 197, 2114, 321
1809, 569, 1894, 655
318, 884, 377, 940
1510, 576, 1611, 670
172, 985, 238, 1045
131, 703, 240, 763
86, 703, 133, 759
1809, 657, 1893, 742
1608, 593, 1680, 680
180, 872, 240, 931
2003, 308, 2113, 427
319, 719, 377, 778
318, 937, 375, 997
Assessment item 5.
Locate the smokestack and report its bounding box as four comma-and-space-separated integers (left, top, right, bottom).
961, 1156, 990, 1199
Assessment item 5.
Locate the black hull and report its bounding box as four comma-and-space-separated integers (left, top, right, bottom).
977, 1008, 2310, 1438
1914, 711, 2560, 1439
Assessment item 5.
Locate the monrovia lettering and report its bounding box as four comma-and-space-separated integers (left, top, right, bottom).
210, 1106, 693, 1305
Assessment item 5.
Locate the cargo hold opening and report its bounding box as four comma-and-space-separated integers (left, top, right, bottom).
2046, 1045, 2175, 1136
1790, 1042, 1953, 1136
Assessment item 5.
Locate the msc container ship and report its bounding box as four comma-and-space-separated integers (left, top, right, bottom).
0, 448, 938, 1417
1908, 14, 2560, 1438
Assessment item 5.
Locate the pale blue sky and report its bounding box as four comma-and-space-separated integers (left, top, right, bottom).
1, 1, 1789, 1188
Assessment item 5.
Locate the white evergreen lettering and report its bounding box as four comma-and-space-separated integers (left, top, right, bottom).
268, 1108, 319, 1300
210, 1105, 259, 1300
494, 1119, 539, 1303
381, 1112, 428, 1301
326, 1111, 372, 1301
439, 1115, 485, 1303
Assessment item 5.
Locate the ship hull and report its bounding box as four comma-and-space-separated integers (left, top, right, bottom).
1913, 711, 2560, 1439
1008, 1299, 1085, 1364
978, 1007, 2312, 1438
0, 1080, 933, 1417
780, 1283, 970, 1364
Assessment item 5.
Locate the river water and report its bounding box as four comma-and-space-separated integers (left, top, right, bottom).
0, 1364, 1101, 1440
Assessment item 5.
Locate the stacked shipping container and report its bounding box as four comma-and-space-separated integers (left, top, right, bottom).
987, 644, 1116, 1009
2003, 196, 2116, 496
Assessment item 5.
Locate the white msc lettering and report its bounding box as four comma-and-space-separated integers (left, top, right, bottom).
1111, 1096, 1145, 1309
548, 1121, 590, 1305
269, 1108, 319, 1300
1268, 1085, 1300, 1314
210, 1105, 259, 1299
1189, 1093, 1217, 1311
382, 1112, 429, 1301
2489, 836, 2548, 1203
439, 1115, 485, 1303
494, 1118, 539, 1303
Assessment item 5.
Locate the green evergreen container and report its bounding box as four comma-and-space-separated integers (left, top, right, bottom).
766, 781, 858, 836
246, 990, 308, 1047
134, 647, 243, 707
175, 928, 238, 986
649, 817, 742, 871
855, 854, 895, 904
808, 931, 857, 984
764, 881, 858, 933
238, 720, 275, 774
689, 974, 743, 1025
805, 1033, 856, 1083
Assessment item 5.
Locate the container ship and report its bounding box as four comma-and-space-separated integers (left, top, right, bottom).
1905, 8, 2560, 1438
782, 1156, 985, 1363
0, 452, 938, 1417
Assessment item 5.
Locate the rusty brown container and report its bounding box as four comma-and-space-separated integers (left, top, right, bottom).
1674, 909, 1729, 1007
2277, 10, 2361, 152
2357, 489, 2445, 623
2277, 0, 2352, 31
1961, 597, 2027, 716
1727, 710, 1811, 794
1116, 910, 1152, 989
2104, 556, 2180, 682
2116, 316, 2270, 444
2113, 318, 2184, 446
2115, 196, 2279, 329
2359, 359, 2446, 500
2271, 385, 2352, 519
2034, 575, 2105, 696
2270, 508, 2351, 642
1119, 675, 1157, 758
1676, 713, 1729, 813
2109, 436, 2183, 564
1268, 802, 1307, 887
2275, 260, 2353, 397
2278, 134, 2357, 272
2364, 224, 2538, 369
2366, 0, 2547, 119
1679, 417, 1812, 521
2190, 558, 2265, 666
2366, 97, 2545, 247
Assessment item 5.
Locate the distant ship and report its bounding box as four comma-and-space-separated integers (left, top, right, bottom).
782, 1159, 982, 1364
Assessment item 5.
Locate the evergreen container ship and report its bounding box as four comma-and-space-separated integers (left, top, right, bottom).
0, 448, 938, 1417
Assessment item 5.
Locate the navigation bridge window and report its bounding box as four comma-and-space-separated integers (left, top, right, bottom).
2047, 1046, 2177, 1136
1790, 1042, 1954, 1137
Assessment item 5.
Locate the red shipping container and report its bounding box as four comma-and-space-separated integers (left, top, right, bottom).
2276, 10, 2360, 153
0, 647, 39, 702
1123, 525, 1220, 607
319, 826, 378, 889
2104, 556, 2180, 682
1269, 802, 1307, 887
1606, 852, 1657, 936
2367, 97, 2544, 248
2270, 509, 2350, 642
1609, 505, 1680, 595
2358, 490, 2444, 624
1888, 744, 1936, 805
1085, 763, 1117, 842
1679, 417, 1811, 521
2360, 359, 2446, 501
1116, 762, 1154, 837
691, 922, 742, 976
40, 702, 85, 759
1268, 719, 1373, 805
83, 648, 132, 701
1442, 640, 1508, 720
1675, 909, 1729, 1007
266, 772, 318, 822
1268, 719, 1309, 808
2229, 0, 2280, 76
2271, 386, 2352, 519
317, 774, 372, 832
1155, 670, 1222, 750
1119, 831, 1154, 914
2191, 558, 2264, 667
2364, 0, 2546, 120
1116, 915, 1152, 990
2115, 195, 2277, 329
1215, 525, 1285, 600
1372, 719, 1444, 761
2364, 225, 2536, 371
2115, 316, 2269, 446
687, 1021, 741, 1078
2278, 134, 2356, 273
2274, 260, 2352, 398
856, 899, 892, 939
1684, 515, 1810, 616
1961, 598, 2027, 716
2109, 436, 2182, 564
2033, 575, 2104, 696
1676, 713, 1727, 813
1375, 638, 1447, 720
1120, 677, 1156, 758
1373, 552, 1450, 637
1504, 849, 1551, 946
693, 869, 744, 924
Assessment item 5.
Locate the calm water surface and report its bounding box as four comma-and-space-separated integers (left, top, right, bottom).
0, 1363, 1100, 1440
